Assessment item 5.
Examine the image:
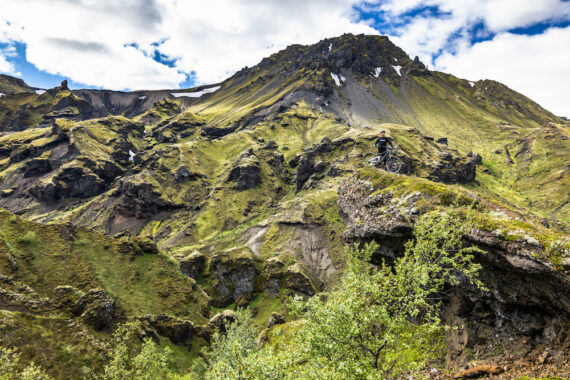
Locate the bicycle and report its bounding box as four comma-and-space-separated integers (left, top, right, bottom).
362, 147, 403, 174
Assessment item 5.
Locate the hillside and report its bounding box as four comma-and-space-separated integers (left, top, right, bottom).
0, 33, 569, 378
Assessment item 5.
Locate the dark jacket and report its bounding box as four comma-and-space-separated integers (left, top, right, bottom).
374, 136, 393, 152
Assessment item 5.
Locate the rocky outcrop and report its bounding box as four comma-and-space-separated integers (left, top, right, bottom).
208, 309, 236, 334
174, 166, 205, 183
137, 314, 195, 347
24, 154, 52, 177
179, 251, 206, 280
75, 289, 116, 330
226, 150, 261, 191
116, 177, 182, 218
30, 166, 106, 201
284, 263, 317, 296
337, 174, 570, 364
209, 249, 259, 307
267, 312, 286, 328
292, 137, 355, 191
429, 151, 480, 184
50, 286, 116, 330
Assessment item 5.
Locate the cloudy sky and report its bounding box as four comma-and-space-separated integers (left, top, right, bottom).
0, 0, 569, 116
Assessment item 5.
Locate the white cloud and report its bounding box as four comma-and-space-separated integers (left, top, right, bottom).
152, 0, 377, 84
0, 54, 16, 74
379, 0, 570, 32
366, 0, 570, 115
0, 0, 376, 89
436, 27, 570, 116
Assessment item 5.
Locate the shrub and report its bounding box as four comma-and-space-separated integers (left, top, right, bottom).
197, 210, 485, 379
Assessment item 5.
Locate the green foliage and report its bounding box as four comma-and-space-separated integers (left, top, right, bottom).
196, 210, 484, 379
101, 321, 183, 380
285, 210, 484, 379
199, 309, 258, 379
0, 347, 51, 380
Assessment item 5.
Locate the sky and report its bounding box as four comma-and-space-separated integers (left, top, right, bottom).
0, 0, 569, 116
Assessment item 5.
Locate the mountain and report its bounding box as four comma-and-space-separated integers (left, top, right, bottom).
0, 74, 36, 95
0, 33, 569, 378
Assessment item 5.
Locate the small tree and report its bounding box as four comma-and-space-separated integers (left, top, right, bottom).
101, 321, 178, 380
196, 210, 485, 379
200, 309, 258, 380
287, 209, 484, 379
0, 347, 51, 380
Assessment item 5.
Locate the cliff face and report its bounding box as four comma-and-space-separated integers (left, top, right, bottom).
337, 170, 570, 369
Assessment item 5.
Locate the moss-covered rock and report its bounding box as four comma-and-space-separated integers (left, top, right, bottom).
284, 263, 317, 296
179, 251, 206, 279
209, 248, 259, 307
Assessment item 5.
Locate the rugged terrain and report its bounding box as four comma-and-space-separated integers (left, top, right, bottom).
0, 34, 569, 378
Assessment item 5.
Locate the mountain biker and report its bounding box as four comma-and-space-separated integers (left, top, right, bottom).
374, 130, 393, 156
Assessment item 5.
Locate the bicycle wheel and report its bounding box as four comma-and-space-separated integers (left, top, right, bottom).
362, 152, 375, 166
385, 156, 403, 174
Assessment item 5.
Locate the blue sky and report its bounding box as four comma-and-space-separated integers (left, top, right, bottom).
1, 0, 569, 115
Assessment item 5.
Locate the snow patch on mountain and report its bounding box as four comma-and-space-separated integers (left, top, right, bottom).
393, 65, 402, 76
36, 90, 46, 95
331, 73, 341, 86
374, 67, 382, 77
171, 86, 221, 98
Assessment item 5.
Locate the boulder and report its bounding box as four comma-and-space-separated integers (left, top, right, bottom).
285, 263, 316, 296
267, 312, 286, 328
75, 289, 116, 330
209, 248, 259, 308
209, 309, 237, 333
179, 251, 206, 279
138, 314, 195, 346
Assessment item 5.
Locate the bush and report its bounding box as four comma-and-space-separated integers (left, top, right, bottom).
101, 321, 182, 380
0, 347, 51, 380
197, 210, 485, 379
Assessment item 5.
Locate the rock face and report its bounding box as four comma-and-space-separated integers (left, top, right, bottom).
24, 154, 52, 177
179, 251, 206, 279
337, 174, 570, 364
226, 151, 261, 190
116, 178, 181, 218
138, 314, 195, 347
209, 249, 259, 307
429, 152, 480, 184
284, 263, 317, 296
31, 166, 106, 201
293, 137, 355, 191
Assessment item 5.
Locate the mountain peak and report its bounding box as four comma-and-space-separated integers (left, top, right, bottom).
238, 34, 428, 81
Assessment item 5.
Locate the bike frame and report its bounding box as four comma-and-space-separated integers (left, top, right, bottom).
373, 148, 393, 165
